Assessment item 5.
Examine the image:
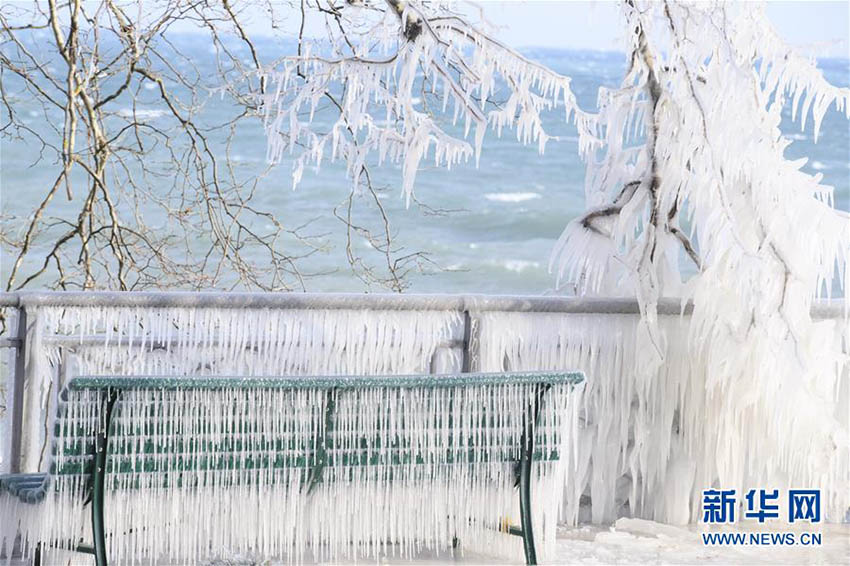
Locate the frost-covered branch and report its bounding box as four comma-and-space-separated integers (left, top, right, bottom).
257, 0, 595, 204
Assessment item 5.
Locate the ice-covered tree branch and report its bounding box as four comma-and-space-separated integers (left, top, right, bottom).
257, 0, 595, 205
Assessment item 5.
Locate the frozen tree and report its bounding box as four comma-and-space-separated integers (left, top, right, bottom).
260, 0, 849, 518
548, 1, 848, 517
254, 0, 599, 288
0, 0, 594, 293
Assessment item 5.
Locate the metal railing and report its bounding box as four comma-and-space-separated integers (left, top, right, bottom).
0, 291, 845, 473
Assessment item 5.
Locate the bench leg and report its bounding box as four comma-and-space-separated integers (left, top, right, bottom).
92, 389, 119, 566
518, 442, 536, 565
518, 384, 549, 566
92, 470, 107, 566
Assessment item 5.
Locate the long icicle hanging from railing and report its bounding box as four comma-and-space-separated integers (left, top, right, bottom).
17, 306, 462, 473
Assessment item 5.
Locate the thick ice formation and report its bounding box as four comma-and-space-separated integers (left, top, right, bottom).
3, 380, 582, 564
475, 311, 850, 524
543, 0, 850, 528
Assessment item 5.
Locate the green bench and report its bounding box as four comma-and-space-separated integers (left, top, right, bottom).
1, 371, 584, 565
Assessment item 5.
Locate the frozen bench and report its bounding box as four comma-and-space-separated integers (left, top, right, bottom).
0, 371, 584, 565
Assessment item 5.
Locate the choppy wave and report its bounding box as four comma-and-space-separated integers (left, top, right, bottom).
492, 259, 541, 273
484, 192, 542, 203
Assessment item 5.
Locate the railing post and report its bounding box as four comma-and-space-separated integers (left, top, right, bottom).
9, 305, 27, 473
461, 310, 472, 373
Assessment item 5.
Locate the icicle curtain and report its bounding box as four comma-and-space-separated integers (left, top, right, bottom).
19, 306, 462, 472
10, 299, 848, 527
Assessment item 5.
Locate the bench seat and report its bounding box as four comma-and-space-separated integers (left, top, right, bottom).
0, 473, 48, 503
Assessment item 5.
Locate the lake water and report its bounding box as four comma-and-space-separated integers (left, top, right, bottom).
2, 35, 848, 294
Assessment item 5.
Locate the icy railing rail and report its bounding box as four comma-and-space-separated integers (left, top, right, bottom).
0, 290, 843, 313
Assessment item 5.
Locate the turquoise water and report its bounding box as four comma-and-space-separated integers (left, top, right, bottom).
1, 35, 847, 293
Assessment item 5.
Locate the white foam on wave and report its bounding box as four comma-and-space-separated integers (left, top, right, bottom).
484, 192, 542, 203
500, 259, 540, 273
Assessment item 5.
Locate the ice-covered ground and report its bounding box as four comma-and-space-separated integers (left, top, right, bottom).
209, 519, 849, 565
14, 519, 849, 565
548, 519, 849, 565
311, 519, 850, 565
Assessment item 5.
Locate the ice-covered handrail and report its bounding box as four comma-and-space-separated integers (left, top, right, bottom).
4, 291, 671, 312
1, 292, 845, 317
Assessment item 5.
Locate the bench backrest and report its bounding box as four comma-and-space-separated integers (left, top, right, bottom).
51, 372, 584, 485
42, 371, 584, 563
